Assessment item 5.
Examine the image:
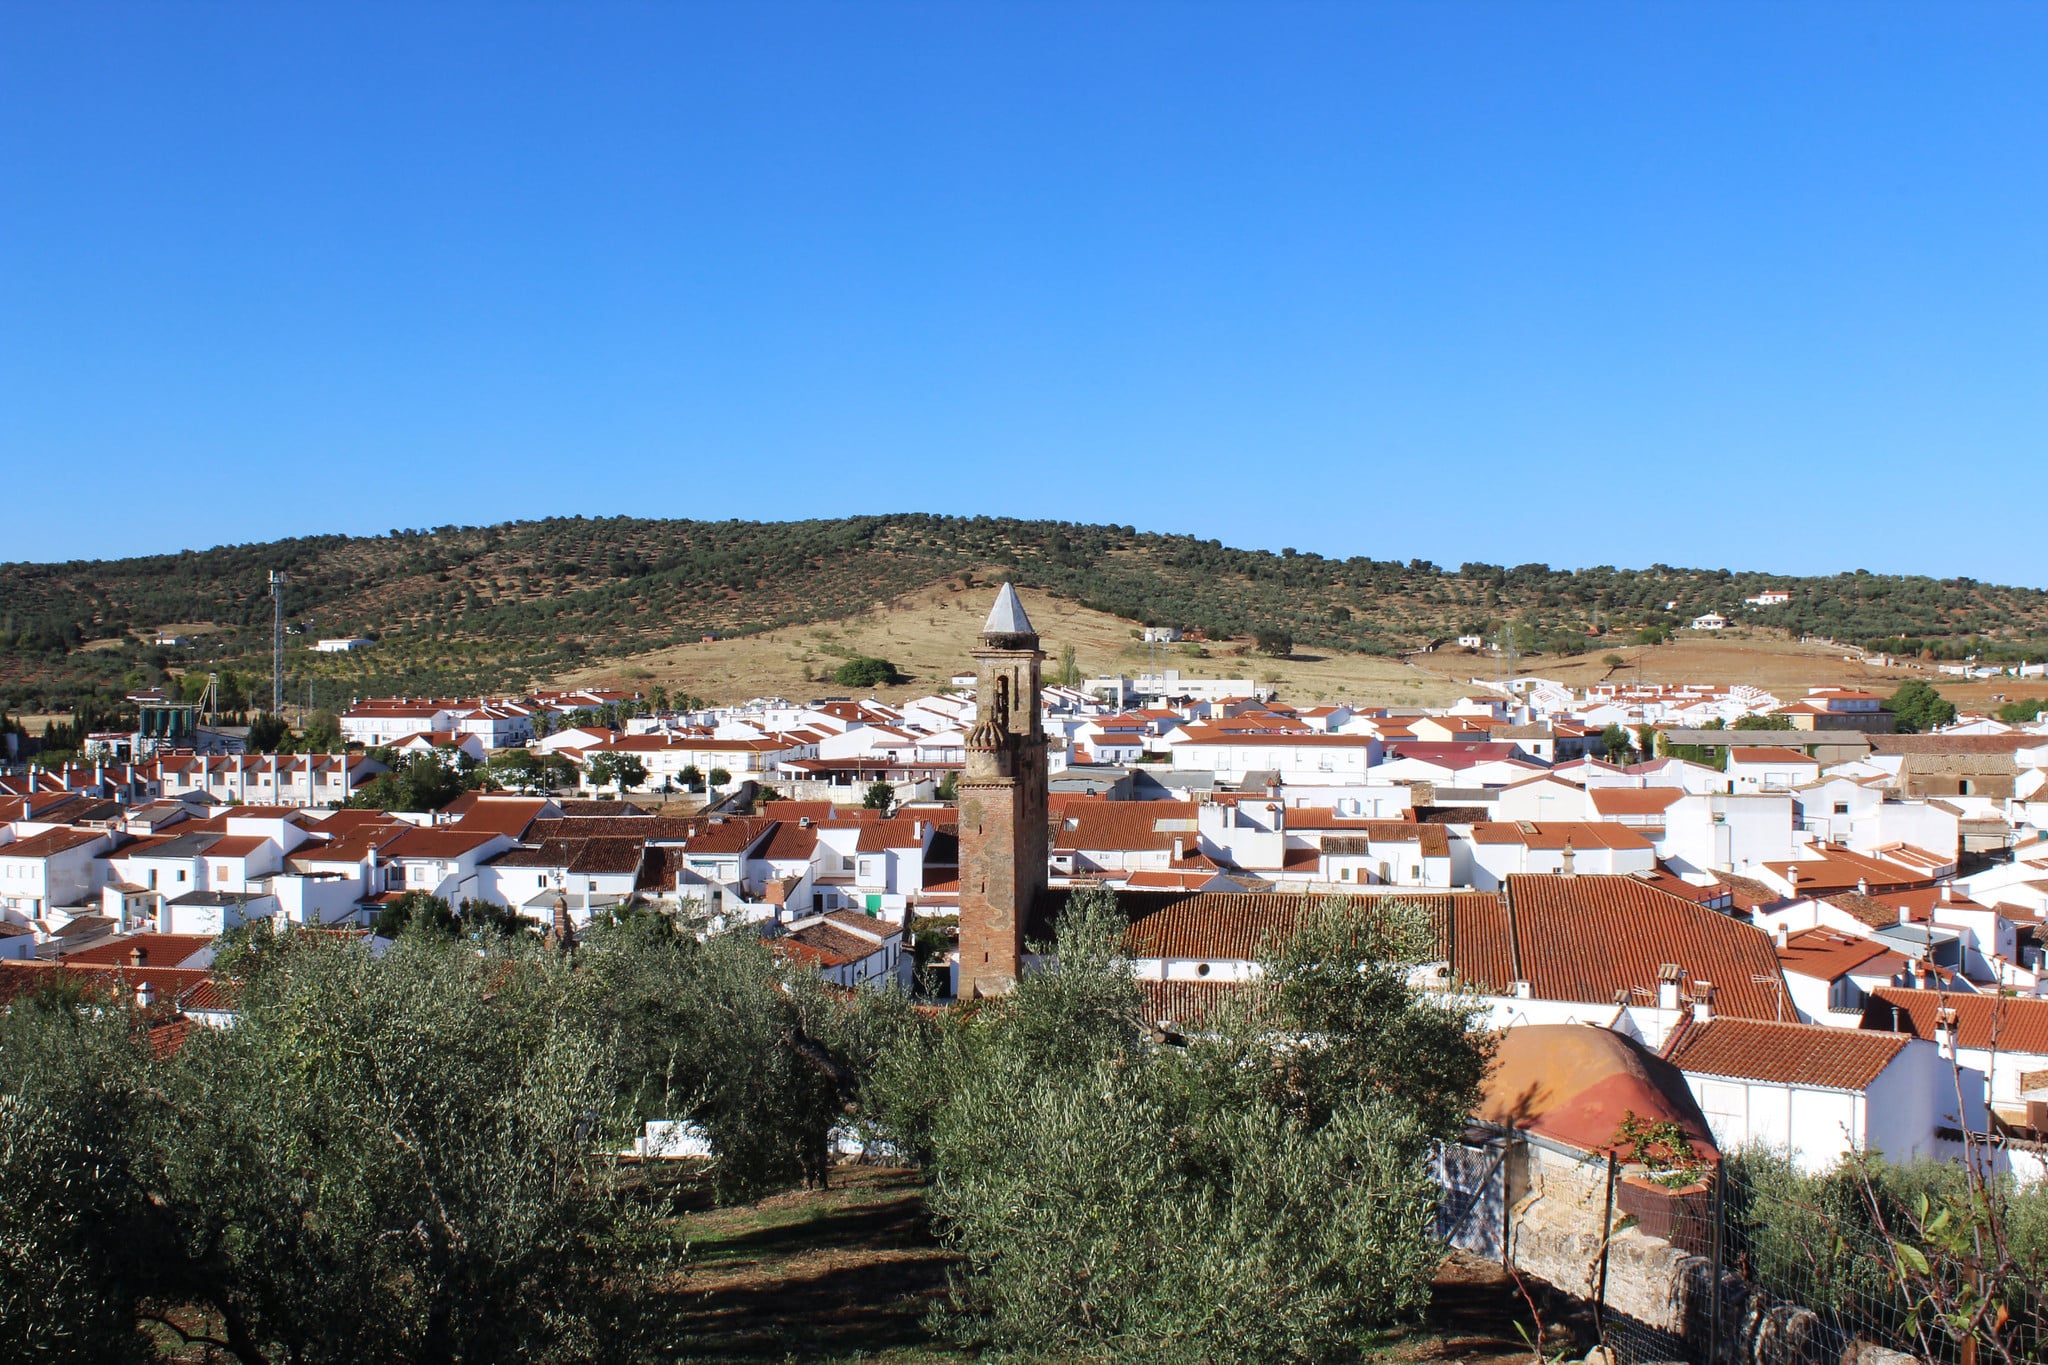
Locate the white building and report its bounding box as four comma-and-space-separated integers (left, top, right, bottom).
1664, 1016, 1977, 1173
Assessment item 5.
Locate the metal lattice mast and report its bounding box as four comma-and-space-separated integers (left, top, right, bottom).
269, 570, 288, 716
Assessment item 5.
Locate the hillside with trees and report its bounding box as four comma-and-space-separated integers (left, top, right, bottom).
4, 514, 2045, 710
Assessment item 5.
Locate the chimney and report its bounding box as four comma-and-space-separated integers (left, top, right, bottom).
1936, 1006, 1957, 1059
1857, 877, 1869, 896
1172, 836, 1186, 862
134, 980, 155, 1012
1900, 904, 1912, 927
1693, 981, 1715, 1024
1787, 866, 1800, 891
129, 944, 148, 968
1775, 923, 1789, 951
1943, 882, 1955, 903
1657, 963, 1683, 1012
1512, 979, 1532, 999
1560, 842, 1576, 876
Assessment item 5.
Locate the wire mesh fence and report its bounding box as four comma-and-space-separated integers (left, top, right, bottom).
1598, 1151, 2047, 1365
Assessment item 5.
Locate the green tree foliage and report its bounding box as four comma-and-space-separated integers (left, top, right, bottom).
585, 750, 648, 796
1888, 679, 1959, 734
1732, 713, 1795, 731
7, 517, 2047, 714
1601, 723, 1634, 761
244, 711, 291, 753
1254, 627, 1295, 658
1998, 697, 2048, 724
876, 893, 1489, 1362
706, 767, 731, 790
347, 749, 478, 812
370, 891, 524, 941
0, 933, 670, 1364
832, 655, 900, 688
1057, 642, 1080, 687
572, 917, 912, 1202
863, 780, 894, 812
677, 763, 703, 793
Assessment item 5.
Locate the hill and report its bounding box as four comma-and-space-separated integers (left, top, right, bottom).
4, 514, 2046, 711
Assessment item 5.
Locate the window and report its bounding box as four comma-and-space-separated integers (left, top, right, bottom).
177, 870, 188, 883
1339, 867, 1352, 881
1833, 802, 1849, 816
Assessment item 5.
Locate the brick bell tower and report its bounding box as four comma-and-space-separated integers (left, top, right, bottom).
956, 584, 1049, 998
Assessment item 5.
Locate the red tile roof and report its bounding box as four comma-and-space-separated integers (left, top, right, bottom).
1864, 988, 2048, 1055
1663, 1016, 1909, 1091
1501, 875, 1792, 1020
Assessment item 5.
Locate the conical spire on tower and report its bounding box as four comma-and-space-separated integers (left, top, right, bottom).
983, 582, 1035, 637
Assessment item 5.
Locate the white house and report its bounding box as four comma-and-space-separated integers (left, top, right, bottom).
1664, 1015, 1977, 1172
1690, 613, 1729, 631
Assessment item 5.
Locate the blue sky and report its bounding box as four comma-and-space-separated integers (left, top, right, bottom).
4, 3, 2044, 583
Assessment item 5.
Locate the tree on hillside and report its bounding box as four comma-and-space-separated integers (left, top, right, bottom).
833, 656, 900, 689
1253, 628, 1294, 658
1057, 642, 1080, 688
1888, 680, 1957, 734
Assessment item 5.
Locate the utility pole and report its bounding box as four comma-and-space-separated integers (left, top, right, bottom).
269, 570, 289, 717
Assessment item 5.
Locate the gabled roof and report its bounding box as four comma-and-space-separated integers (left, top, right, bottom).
381, 828, 507, 860
1864, 988, 2048, 1055
1320, 825, 1451, 857
1777, 926, 1901, 980
0, 826, 109, 859
1664, 1016, 1908, 1092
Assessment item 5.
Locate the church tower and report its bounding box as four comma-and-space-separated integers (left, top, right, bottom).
956, 584, 1049, 998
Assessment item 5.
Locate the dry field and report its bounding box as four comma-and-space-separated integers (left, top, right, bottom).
559, 581, 1472, 708
1410, 629, 2048, 713
557, 588, 2048, 715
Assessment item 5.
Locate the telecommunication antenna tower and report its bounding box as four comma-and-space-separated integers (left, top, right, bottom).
268, 570, 289, 716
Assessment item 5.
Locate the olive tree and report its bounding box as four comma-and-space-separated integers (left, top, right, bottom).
884, 891, 1492, 1363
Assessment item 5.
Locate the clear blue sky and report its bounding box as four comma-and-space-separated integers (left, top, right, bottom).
4, 3, 2045, 583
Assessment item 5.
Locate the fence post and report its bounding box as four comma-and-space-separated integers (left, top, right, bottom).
1706, 1167, 1725, 1365
1596, 1151, 1617, 1343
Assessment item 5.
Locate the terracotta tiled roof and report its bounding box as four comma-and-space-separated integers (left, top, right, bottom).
1864, 988, 2048, 1055
1777, 927, 1899, 980
382, 828, 507, 860
59, 933, 216, 967
777, 922, 884, 967
1664, 1017, 1908, 1091
759, 822, 819, 861
1320, 824, 1451, 857
1054, 800, 1202, 853
1589, 788, 1684, 817
856, 820, 926, 852
0, 827, 108, 859
1502, 875, 1792, 1020
1471, 821, 1653, 851
1138, 978, 1241, 1026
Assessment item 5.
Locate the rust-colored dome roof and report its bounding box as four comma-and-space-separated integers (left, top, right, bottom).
1477, 1023, 1718, 1161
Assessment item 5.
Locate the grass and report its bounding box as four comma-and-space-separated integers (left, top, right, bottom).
652, 1166, 966, 1362
623, 1164, 1546, 1364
